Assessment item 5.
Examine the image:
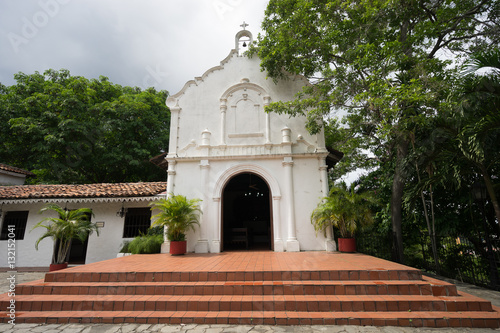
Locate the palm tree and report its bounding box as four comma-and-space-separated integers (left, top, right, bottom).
33, 204, 100, 265
150, 195, 201, 242
458, 48, 500, 224
311, 182, 376, 239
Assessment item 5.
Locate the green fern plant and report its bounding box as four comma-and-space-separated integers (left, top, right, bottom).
33, 204, 100, 264
150, 195, 201, 242
311, 182, 376, 238
127, 233, 163, 254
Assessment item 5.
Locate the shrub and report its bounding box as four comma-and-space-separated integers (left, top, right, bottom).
119, 240, 131, 253
127, 233, 163, 254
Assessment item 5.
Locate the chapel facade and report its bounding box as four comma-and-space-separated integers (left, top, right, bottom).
163, 27, 341, 253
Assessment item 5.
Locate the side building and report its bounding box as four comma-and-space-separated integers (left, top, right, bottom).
0, 182, 167, 268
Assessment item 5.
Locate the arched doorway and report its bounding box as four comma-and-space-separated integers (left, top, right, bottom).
222, 173, 273, 251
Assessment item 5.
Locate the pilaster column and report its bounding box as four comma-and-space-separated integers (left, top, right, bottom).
320, 159, 336, 252
195, 160, 210, 253
167, 106, 180, 158
283, 157, 300, 252
220, 98, 227, 146
211, 197, 221, 253
166, 160, 176, 197
264, 96, 271, 145
161, 160, 176, 253
272, 195, 284, 252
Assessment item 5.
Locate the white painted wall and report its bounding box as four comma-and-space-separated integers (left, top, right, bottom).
0, 172, 27, 186
166, 31, 331, 253
171, 156, 329, 253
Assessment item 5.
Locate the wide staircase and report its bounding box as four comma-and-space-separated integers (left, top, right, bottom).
1, 252, 499, 327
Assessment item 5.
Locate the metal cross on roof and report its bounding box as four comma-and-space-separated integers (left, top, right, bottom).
240, 21, 249, 30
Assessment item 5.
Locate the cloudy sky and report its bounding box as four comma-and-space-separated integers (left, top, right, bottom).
0, 0, 269, 94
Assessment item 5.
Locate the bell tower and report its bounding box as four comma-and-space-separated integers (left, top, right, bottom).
235, 21, 252, 55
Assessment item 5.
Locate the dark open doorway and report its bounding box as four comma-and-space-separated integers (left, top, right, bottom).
66, 238, 89, 264
54, 211, 91, 265
222, 173, 272, 251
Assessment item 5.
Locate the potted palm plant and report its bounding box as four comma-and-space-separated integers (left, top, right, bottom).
150, 195, 201, 255
33, 204, 100, 271
311, 182, 376, 252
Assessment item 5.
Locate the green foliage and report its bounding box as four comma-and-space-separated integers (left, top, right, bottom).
311, 182, 377, 238
32, 204, 100, 264
127, 233, 163, 254
0, 69, 170, 184
119, 240, 131, 253
150, 195, 201, 242
147, 225, 165, 236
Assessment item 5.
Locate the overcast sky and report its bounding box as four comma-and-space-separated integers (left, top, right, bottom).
0, 0, 269, 94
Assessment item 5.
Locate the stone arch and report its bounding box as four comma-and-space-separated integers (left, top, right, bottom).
213, 164, 281, 200
212, 164, 282, 252
222, 172, 272, 250
235, 29, 253, 53
220, 81, 268, 101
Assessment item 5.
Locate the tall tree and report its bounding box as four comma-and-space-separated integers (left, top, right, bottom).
0, 69, 170, 184
253, 0, 499, 263
455, 49, 500, 224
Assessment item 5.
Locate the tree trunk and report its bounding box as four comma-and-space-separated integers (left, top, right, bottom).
52, 240, 58, 265
420, 185, 440, 273
412, 137, 440, 273
391, 138, 409, 264
480, 164, 500, 226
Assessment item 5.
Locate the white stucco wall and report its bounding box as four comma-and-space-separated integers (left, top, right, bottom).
0, 172, 27, 186
165, 32, 333, 253
171, 156, 329, 254
0, 200, 160, 268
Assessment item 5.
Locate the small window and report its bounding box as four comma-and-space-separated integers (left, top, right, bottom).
123, 208, 151, 238
0, 211, 29, 240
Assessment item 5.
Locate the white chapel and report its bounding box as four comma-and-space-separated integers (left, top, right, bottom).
163, 25, 342, 253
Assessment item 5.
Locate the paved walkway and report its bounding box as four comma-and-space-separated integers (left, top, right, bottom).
0, 322, 499, 332
2, 270, 500, 332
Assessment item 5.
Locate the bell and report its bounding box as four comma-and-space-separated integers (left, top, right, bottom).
242, 41, 247, 47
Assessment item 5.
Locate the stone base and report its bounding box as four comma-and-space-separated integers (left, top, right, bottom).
286, 239, 300, 252
274, 239, 285, 252
160, 242, 170, 254
326, 239, 337, 252
195, 240, 209, 253
211, 240, 221, 253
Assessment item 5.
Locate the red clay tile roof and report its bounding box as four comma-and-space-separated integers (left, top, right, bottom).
0, 182, 167, 200
0, 163, 35, 176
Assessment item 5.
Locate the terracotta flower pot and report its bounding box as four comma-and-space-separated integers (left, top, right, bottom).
49, 263, 68, 271
338, 238, 356, 253
170, 241, 187, 255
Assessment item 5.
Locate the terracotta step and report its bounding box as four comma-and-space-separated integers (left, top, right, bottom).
1, 293, 492, 313
2, 252, 498, 328
2, 310, 499, 327
43, 269, 422, 283
15, 279, 456, 296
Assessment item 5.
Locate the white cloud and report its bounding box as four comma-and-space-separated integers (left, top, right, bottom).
0, 0, 268, 94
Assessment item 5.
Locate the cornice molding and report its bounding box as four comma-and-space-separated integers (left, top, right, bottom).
0, 195, 166, 205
